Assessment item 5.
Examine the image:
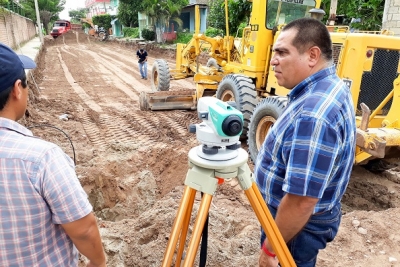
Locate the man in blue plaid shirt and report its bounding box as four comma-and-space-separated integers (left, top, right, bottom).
256, 18, 356, 267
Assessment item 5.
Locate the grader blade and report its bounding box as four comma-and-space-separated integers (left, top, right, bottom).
139, 90, 197, 111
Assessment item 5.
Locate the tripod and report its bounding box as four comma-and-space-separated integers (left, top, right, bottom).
162, 146, 296, 267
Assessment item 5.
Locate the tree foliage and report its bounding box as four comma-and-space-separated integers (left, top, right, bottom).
20, 0, 65, 34
208, 0, 251, 35
321, 0, 384, 31
92, 14, 112, 30
140, 0, 187, 42
117, 0, 143, 27
69, 8, 88, 23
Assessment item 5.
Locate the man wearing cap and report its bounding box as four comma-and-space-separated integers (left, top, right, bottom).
136, 48, 148, 80
0, 43, 106, 266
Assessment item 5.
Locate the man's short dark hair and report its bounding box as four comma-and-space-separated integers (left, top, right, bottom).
139, 48, 144, 52
0, 71, 27, 111
283, 17, 333, 61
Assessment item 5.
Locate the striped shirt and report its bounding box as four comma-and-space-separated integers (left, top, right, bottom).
0, 118, 93, 266
255, 65, 356, 213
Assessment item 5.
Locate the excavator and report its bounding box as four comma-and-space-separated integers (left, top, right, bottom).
139, 0, 400, 166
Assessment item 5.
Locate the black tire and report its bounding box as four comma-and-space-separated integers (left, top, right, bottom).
151, 59, 170, 91
216, 74, 257, 139
139, 91, 149, 111
247, 96, 288, 164
98, 31, 106, 39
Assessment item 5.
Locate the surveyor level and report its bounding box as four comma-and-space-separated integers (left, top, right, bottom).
162, 147, 296, 267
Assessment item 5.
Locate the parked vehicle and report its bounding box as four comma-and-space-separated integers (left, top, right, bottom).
97, 27, 109, 41
51, 20, 71, 38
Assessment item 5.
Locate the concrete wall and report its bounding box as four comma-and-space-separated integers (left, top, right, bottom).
382, 0, 400, 35
0, 7, 37, 49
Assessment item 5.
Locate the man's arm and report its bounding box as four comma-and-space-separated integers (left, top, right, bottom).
62, 213, 106, 267
259, 194, 318, 267
265, 193, 318, 250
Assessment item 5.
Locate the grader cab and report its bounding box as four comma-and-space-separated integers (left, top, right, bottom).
140, 0, 400, 165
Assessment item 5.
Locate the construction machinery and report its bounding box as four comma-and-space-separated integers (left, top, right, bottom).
140, 0, 400, 165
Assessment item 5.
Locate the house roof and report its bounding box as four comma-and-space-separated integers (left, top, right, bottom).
188, 0, 209, 6
194, 0, 209, 4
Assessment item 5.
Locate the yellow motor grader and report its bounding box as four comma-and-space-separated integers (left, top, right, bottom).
140, 0, 400, 165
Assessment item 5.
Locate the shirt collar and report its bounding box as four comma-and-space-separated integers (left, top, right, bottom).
288, 65, 336, 102
0, 117, 33, 136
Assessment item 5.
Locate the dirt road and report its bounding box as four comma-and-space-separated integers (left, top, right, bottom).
25, 31, 400, 266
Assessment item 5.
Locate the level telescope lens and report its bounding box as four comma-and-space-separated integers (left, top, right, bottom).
222, 115, 243, 136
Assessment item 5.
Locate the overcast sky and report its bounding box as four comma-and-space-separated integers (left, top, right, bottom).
59, 0, 85, 20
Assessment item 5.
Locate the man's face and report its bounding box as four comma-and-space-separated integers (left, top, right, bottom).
270, 28, 311, 89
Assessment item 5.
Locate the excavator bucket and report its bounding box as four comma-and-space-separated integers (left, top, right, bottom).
139, 90, 197, 111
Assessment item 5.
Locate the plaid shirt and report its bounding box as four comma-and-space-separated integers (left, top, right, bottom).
0, 118, 92, 266
255, 65, 356, 213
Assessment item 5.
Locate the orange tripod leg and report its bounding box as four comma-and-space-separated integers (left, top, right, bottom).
162, 186, 197, 267
182, 193, 213, 267
244, 183, 296, 267
175, 189, 196, 267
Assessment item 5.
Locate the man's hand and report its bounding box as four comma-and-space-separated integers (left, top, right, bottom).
259, 249, 279, 267
62, 213, 106, 267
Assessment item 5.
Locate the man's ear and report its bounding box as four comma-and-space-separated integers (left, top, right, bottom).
11, 79, 23, 100
308, 46, 321, 67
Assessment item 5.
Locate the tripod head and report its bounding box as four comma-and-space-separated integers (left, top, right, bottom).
189, 97, 243, 160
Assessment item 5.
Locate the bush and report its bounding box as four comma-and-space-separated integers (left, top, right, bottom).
236, 22, 248, 37
205, 27, 224, 37
174, 32, 193, 44
123, 27, 140, 38
82, 22, 91, 29
141, 29, 156, 41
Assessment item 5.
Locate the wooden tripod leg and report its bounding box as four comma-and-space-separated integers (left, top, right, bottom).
175, 188, 197, 267
162, 186, 197, 267
244, 183, 296, 267
182, 193, 213, 267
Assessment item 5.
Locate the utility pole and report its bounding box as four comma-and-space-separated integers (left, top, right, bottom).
34, 0, 44, 43
328, 0, 338, 26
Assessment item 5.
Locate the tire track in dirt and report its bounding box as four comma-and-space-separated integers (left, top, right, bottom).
56, 48, 103, 113
95, 64, 139, 103
128, 112, 162, 139
97, 46, 196, 91
52, 38, 196, 151
79, 47, 151, 93
80, 113, 109, 151
157, 111, 193, 138
55, 42, 176, 152
98, 114, 139, 150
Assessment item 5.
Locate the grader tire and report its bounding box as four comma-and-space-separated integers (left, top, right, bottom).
151, 59, 170, 91
216, 74, 257, 139
247, 96, 288, 164
139, 91, 149, 111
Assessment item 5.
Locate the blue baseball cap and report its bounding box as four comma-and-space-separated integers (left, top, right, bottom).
0, 43, 36, 93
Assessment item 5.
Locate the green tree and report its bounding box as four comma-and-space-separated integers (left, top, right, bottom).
20, 0, 65, 34
117, 0, 143, 27
92, 14, 112, 30
69, 8, 88, 23
141, 0, 186, 42
0, 0, 9, 6
321, 0, 384, 31
208, 0, 251, 35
